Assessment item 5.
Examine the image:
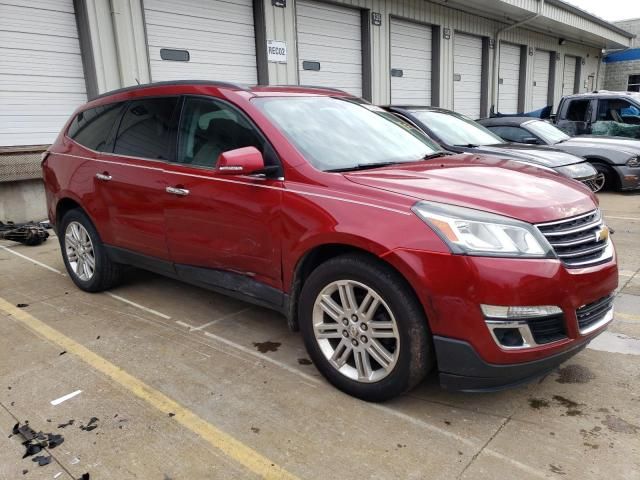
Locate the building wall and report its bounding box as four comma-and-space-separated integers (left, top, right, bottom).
604, 59, 640, 90
614, 18, 640, 48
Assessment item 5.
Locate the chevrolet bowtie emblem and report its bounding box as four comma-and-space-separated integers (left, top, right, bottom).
595, 225, 610, 243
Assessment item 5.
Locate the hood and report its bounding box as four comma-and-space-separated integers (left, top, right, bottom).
562, 136, 640, 156
467, 144, 586, 168
344, 155, 596, 224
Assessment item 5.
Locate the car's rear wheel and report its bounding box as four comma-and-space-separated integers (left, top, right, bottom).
299, 254, 433, 401
59, 209, 122, 292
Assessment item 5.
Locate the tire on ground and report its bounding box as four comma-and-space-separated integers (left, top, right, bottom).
58, 208, 123, 292
298, 253, 433, 401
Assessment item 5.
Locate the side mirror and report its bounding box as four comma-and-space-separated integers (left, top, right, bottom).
216, 147, 264, 175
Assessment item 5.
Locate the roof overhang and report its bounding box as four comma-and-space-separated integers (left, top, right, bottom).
430, 0, 633, 50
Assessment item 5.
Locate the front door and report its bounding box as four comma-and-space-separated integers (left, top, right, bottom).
163, 96, 283, 295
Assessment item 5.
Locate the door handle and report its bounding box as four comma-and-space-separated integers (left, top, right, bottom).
166, 186, 190, 196
95, 172, 112, 181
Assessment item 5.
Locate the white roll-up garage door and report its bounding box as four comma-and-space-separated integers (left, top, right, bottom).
532, 49, 551, 109
296, 0, 362, 97
497, 42, 521, 114
390, 18, 432, 106
562, 55, 577, 97
144, 0, 258, 84
453, 32, 483, 119
0, 0, 87, 147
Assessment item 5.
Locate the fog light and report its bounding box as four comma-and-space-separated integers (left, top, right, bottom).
481, 305, 562, 319
493, 328, 525, 347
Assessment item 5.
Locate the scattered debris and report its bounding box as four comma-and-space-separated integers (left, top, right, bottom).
251, 427, 260, 434
22, 469, 28, 475
252, 341, 281, 353
54, 472, 63, 479
77, 474, 90, 480
549, 464, 566, 475
12, 421, 65, 459
96, 336, 101, 340
16, 303, 29, 308
50, 390, 82, 406
32, 455, 51, 466
59, 351, 67, 356
0, 221, 49, 246
168, 412, 175, 418
297, 358, 312, 365
70, 457, 80, 465
57, 420, 75, 429
80, 417, 99, 432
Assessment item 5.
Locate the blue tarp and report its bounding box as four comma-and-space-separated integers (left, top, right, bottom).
603, 48, 640, 63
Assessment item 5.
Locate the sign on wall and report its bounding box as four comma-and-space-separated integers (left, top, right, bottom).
267, 40, 287, 63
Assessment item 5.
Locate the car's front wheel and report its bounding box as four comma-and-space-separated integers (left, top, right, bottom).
299, 254, 433, 401
59, 209, 122, 292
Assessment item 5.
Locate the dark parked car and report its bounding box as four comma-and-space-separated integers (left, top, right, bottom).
479, 116, 640, 191
552, 91, 640, 139
385, 106, 601, 191
43, 81, 616, 401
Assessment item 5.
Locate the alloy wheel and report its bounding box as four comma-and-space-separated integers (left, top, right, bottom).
312, 280, 400, 383
65, 221, 96, 281
586, 173, 606, 193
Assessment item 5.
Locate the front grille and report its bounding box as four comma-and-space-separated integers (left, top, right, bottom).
536, 210, 612, 268
576, 295, 614, 332
527, 314, 567, 344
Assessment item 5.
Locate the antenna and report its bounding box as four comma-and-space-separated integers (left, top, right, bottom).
135, 78, 140, 85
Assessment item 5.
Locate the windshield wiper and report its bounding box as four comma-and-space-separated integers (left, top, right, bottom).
453, 143, 479, 148
422, 151, 452, 160
326, 162, 399, 173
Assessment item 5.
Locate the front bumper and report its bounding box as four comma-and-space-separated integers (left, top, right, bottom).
434, 335, 591, 391
613, 165, 640, 190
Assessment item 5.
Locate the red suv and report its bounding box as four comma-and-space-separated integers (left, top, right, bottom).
43, 81, 617, 401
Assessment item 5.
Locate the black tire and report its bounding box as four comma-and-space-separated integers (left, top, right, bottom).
592, 163, 620, 191
58, 208, 122, 292
298, 253, 433, 401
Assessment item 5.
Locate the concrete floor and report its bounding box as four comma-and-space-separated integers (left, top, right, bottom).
1, 192, 639, 480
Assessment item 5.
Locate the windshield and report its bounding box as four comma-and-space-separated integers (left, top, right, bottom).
253, 97, 440, 171
525, 120, 570, 144
410, 110, 504, 147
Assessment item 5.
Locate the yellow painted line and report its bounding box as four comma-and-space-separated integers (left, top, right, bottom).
0, 297, 298, 480
617, 311, 640, 322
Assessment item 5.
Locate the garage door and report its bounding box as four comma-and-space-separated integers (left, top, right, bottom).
144, 0, 258, 84
562, 55, 577, 97
453, 32, 483, 118
497, 43, 521, 114
296, 0, 362, 97
390, 18, 432, 106
0, 0, 87, 147
532, 49, 551, 109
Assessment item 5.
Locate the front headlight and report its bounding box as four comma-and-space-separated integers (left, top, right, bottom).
412, 201, 554, 258
556, 162, 598, 180
626, 156, 640, 168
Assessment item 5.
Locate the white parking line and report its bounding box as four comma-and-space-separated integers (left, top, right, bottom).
106, 292, 171, 320
606, 215, 640, 222
1, 245, 64, 275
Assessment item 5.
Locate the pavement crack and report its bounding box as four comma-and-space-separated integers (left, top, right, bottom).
457, 414, 512, 479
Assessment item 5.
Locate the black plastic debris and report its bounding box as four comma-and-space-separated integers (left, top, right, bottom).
59, 351, 67, 356
57, 419, 74, 429
16, 303, 29, 308
0, 222, 49, 246
12, 421, 65, 459
32, 455, 52, 466
22, 469, 28, 475
78, 474, 90, 480
80, 417, 99, 432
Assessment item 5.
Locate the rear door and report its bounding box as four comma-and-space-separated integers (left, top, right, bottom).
97, 96, 179, 261
163, 95, 283, 293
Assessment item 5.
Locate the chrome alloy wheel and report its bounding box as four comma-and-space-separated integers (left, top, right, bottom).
312, 280, 400, 383
585, 173, 606, 193
64, 221, 96, 281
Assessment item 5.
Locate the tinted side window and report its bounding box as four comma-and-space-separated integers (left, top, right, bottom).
68, 103, 126, 151
176, 97, 268, 168
487, 126, 532, 143
113, 97, 178, 160
597, 99, 639, 122
565, 100, 590, 121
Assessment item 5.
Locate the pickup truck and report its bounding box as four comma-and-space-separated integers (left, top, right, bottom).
552, 91, 640, 138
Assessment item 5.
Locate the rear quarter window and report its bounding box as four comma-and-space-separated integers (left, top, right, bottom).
67, 102, 126, 151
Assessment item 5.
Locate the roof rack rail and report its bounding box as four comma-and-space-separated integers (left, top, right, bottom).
274, 84, 350, 94
93, 80, 250, 100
